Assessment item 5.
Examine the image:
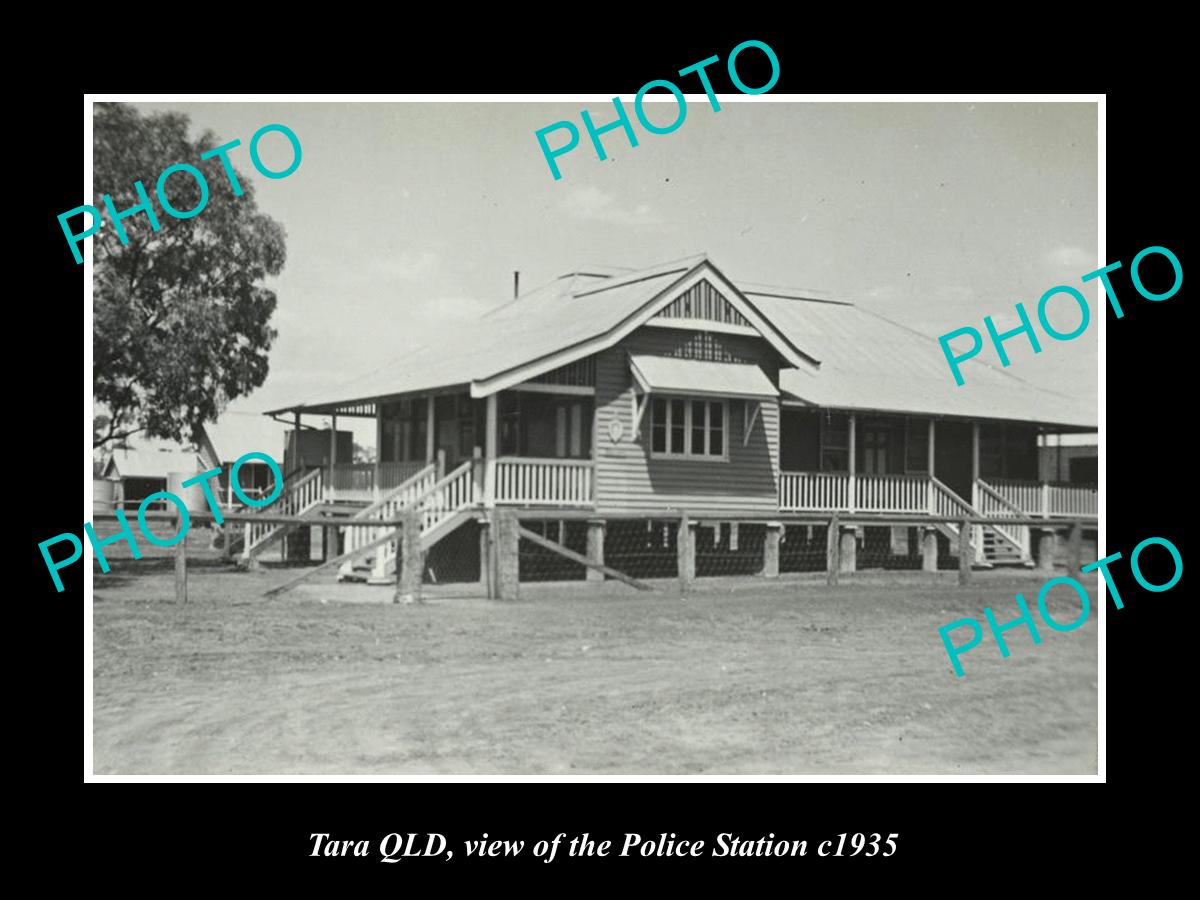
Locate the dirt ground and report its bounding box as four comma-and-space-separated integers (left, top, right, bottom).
92, 562, 1099, 775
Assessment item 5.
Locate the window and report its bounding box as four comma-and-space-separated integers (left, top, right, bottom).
554, 402, 588, 458
649, 397, 727, 459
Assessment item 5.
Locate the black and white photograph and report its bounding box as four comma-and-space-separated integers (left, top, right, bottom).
82, 96, 1101, 777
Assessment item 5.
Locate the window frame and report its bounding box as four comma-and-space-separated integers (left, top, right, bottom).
648, 395, 729, 461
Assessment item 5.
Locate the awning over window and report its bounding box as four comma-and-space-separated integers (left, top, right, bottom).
628, 355, 779, 399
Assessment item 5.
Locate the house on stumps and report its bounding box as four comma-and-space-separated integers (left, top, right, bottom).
253, 255, 1097, 588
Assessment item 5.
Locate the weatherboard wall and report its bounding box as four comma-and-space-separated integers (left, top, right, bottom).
593, 328, 782, 516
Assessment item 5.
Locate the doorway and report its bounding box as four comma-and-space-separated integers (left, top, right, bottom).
861, 426, 890, 475
934, 420, 973, 501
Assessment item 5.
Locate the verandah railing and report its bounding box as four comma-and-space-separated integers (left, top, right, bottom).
494, 457, 594, 506
779, 472, 928, 514
986, 479, 1097, 518
329, 460, 428, 494
778, 472, 1033, 563
779, 472, 1097, 520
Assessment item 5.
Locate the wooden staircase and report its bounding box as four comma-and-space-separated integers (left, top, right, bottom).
930, 476, 1032, 568
240, 467, 325, 563
973, 479, 1034, 567
338, 460, 479, 584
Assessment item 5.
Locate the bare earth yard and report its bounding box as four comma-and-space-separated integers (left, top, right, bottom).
92, 564, 1098, 775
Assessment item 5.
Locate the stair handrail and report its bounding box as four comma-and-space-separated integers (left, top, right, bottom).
281, 466, 323, 508
931, 475, 1027, 561
968, 479, 1029, 557
975, 479, 1034, 559
975, 479, 1026, 517
340, 463, 439, 564
243, 466, 325, 557
929, 475, 975, 518
421, 459, 475, 504
367, 460, 478, 581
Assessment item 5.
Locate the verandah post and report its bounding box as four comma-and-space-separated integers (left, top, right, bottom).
847, 414, 857, 514
373, 403, 383, 502
471, 446, 483, 503
329, 412, 338, 501
484, 392, 498, 507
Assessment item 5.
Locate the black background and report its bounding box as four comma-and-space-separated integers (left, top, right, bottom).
24, 25, 1185, 888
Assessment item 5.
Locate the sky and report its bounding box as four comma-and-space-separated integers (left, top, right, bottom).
130, 100, 1099, 448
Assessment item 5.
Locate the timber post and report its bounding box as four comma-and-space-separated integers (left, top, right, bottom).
174, 509, 188, 604
496, 509, 520, 601
586, 518, 606, 583
395, 507, 423, 604
1035, 527, 1058, 573
478, 514, 492, 595
839, 525, 857, 575
762, 521, 781, 578
958, 518, 972, 585
1067, 520, 1083, 573
921, 525, 939, 573
826, 513, 840, 586
677, 511, 695, 594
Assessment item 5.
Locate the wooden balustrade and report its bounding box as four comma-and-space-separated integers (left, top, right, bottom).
779, 472, 850, 511
780, 472, 928, 513
1046, 484, 1098, 517
974, 480, 1032, 559
242, 467, 323, 558
329, 460, 427, 494
854, 474, 929, 513
371, 461, 477, 579
987, 479, 1097, 518
494, 457, 594, 506
342, 464, 437, 561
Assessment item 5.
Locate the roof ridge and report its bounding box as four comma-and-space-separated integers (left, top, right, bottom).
572, 265, 692, 299
742, 289, 852, 307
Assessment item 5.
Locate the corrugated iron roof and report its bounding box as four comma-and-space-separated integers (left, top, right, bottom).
273, 257, 706, 412
267, 256, 1097, 430
104, 444, 199, 480
752, 294, 1096, 429
199, 412, 289, 463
